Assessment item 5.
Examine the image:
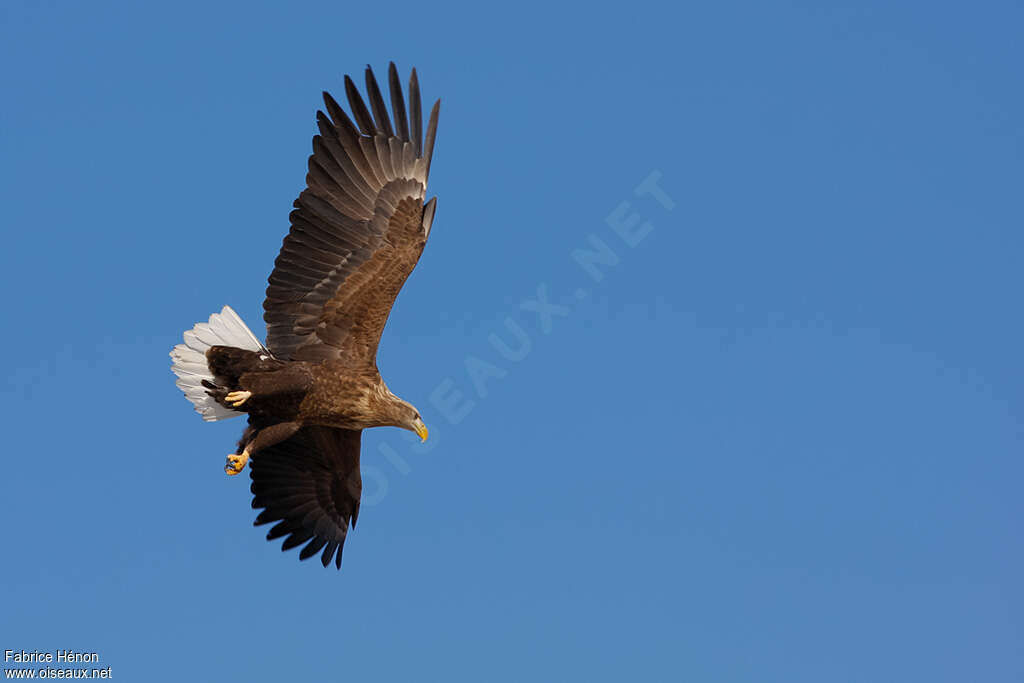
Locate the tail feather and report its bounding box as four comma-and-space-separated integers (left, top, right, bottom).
171, 305, 267, 422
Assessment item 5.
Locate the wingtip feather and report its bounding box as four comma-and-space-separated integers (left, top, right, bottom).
424, 99, 441, 176
364, 65, 394, 137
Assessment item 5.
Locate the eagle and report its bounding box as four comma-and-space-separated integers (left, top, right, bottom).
169, 62, 440, 569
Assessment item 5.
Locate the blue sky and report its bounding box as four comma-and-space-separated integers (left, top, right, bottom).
1, 0, 1021, 680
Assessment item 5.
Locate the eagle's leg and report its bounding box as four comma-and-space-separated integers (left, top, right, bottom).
207, 362, 312, 413
225, 421, 302, 476
225, 390, 252, 407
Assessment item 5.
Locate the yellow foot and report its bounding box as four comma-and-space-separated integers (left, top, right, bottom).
225, 390, 252, 407
225, 449, 251, 476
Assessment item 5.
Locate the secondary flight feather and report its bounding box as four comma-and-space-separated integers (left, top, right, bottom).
170, 62, 440, 569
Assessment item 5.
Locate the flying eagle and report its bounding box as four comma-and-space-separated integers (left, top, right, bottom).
169, 63, 440, 569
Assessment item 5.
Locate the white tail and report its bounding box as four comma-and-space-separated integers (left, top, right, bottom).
170, 305, 267, 422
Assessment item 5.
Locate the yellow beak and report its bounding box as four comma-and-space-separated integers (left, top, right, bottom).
413, 418, 429, 442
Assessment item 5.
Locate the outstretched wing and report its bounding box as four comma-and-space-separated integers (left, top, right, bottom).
250, 427, 362, 569
264, 62, 440, 363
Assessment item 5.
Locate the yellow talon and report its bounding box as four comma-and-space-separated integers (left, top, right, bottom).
225, 449, 251, 476
225, 390, 252, 407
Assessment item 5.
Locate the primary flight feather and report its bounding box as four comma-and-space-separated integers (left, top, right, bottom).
170, 62, 440, 569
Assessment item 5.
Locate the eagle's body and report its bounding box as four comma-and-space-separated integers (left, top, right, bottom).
207, 349, 405, 431
170, 63, 440, 569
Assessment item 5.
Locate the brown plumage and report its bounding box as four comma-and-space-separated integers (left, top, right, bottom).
170, 62, 440, 569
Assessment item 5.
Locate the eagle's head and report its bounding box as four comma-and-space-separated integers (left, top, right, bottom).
397, 401, 429, 442
379, 392, 429, 442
